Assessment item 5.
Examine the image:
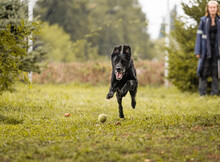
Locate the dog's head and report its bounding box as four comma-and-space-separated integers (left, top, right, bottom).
111, 45, 131, 80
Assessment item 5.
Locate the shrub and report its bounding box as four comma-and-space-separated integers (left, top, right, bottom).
32, 60, 164, 86
0, 0, 45, 93
40, 23, 74, 62
167, 0, 210, 92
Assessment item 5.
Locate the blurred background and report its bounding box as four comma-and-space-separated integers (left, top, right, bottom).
1, 0, 216, 92
34, 0, 156, 61
32, 0, 170, 86
32, 0, 189, 61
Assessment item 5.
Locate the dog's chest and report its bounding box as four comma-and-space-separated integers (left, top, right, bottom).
116, 78, 127, 89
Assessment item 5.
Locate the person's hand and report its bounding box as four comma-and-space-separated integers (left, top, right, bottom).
196, 55, 201, 58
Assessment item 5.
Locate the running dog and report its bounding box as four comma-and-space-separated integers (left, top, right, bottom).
106, 45, 138, 118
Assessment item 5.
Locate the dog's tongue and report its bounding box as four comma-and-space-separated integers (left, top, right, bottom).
116, 72, 122, 80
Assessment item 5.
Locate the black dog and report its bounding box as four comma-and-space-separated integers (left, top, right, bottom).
106, 45, 138, 118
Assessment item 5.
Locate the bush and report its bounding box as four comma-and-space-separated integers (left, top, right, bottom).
40, 23, 74, 62
32, 60, 164, 86
0, 0, 45, 93
72, 39, 99, 62
40, 23, 99, 62
167, 0, 209, 92
168, 41, 198, 92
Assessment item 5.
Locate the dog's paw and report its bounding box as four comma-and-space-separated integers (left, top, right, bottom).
119, 114, 124, 119
106, 92, 114, 99
131, 99, 136, 109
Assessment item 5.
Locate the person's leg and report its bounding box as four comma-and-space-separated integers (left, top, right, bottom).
211, 55, 219, 95
198, 59, 209, 96
199, 77, 207, 96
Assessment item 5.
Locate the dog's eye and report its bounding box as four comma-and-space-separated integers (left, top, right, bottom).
121, 60, 127, 65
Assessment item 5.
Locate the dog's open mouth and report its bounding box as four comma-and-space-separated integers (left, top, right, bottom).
116, 72, 123, 80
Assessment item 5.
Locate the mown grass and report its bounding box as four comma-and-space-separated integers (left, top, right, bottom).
0, 83, 219, 161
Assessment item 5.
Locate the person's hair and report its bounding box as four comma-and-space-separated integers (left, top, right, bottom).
205, 0, 220, 16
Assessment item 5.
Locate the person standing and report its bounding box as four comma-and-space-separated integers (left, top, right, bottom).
195, 0, 220, 96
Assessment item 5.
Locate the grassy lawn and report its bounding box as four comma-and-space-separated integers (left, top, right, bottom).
0, 83, 219, 161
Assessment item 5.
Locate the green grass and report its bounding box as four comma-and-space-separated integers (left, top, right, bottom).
0, 83, 219, 161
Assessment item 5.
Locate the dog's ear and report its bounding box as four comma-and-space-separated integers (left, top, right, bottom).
123, 45, 131, 59
111, 45, 122, 58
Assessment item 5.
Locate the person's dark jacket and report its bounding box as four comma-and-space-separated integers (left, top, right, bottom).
194, 15, 220, 77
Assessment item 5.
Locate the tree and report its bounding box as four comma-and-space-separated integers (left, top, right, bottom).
40, 23, 74, 62
35, 0, 90, 42
40, 23, 99, 62
167, 0, 215, 92
72, 39, 99, 61
159, 18, 166, 39
88, 0, 152, 59
36, 0, 154, 60
0, 0, 45, 93
35, 0, 100, 61
170, 5, 177, 31
159, 5, 177, 39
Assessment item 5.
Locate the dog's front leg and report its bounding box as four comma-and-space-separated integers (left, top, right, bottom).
106, 86, 116, 99
106, 72, 117, 99
116, 92, 124, 118
120, 80, 137, 97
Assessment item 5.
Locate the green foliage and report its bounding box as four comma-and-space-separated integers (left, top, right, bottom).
167, 0, 215, 92
88, 0, 151, 59
40, 23, 99, 62
0, 25, 26, 92
0, 84, 219, 161
72, 39, 99, 61
181, 0, 208, 23
159, 5, 177, 39
152, 38, 166, 60
159, 18, 166, 39
35, 0, 154, 59
0, 0, 45, 93
40, 23, 74, 62
35, 0, 90, 42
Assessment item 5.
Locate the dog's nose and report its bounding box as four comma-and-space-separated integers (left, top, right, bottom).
116, 67, 121, 71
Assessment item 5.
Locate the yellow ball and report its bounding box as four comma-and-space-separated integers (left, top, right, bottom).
98, 114, 107, 123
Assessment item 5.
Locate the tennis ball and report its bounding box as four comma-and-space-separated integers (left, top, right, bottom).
98, 114, 107, 123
